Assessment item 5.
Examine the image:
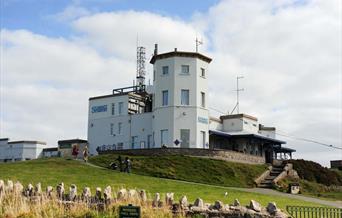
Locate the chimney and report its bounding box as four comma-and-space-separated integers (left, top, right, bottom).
154, 44, 158, 55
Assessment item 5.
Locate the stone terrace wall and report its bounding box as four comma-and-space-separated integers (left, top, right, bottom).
99, 148, 265, 165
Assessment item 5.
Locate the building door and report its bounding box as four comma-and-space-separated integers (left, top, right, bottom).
147, 135, 152, 148
180, 129, 190, 148
200, 131, 206, 148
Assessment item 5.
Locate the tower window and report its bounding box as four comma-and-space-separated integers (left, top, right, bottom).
162, 90, 168, 106
181, 65, 189, 74
118, 122, 122, 134
181, 89, 189, 105
110, 123, 114, 135
162, 66, 169, 75
201, 68, 205, 77
118, 102, 123, 114
111, 103, 115, 115
201, 92, 205, 107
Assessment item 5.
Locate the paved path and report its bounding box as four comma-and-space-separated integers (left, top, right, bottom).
80, 160, 342, 208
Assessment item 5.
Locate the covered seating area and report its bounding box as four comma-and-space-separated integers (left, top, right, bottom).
209, 130, 293, 164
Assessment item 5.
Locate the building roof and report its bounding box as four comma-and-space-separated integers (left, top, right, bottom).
0, 138, 9, 141
43, 147, 59, 152
259, 124, 276, 131
209, 129, 286, 144
273, 146, 296, 153
220, 114, 258, 121
150, 51, 212, 64
58, 139, 88, 145
8, 140, 47, 145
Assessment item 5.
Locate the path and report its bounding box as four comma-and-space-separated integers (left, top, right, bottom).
79, 160, 342, 208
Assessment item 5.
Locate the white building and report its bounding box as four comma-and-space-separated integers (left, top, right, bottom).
0, 138, 49, 162
88, 46, 294, 163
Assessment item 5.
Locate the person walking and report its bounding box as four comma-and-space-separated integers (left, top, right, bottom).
83, 146, 89, 163
117, 155, 123, 172
124, 157, 131, 173
72, 145, 79, 159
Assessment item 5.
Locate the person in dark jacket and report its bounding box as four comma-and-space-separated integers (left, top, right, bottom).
117, 155, 123, 172
124, 157, 131, 173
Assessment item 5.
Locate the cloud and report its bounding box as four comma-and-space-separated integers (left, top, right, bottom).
1, 0, 341, 166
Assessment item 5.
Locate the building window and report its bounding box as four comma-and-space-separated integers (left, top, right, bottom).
110, 123, 114, 135
200, 131, 206, 148
181, 65, 189, 74
161, 129, 168, 146
118, 102, 123, 115
201, 68, 205, 77
131, 136, 138, 149
162, 66, 169, 75
162, 90, 168, 106
244, 121, 248, 124
181, 89, 189, 105
201, 92, 205, 107
118, 122, 122, 135
153, 70, 156, 81
111, 103, 115, 115
117, 142, 123, 150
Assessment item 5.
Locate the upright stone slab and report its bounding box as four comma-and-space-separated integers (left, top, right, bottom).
69, 184, 77, 201
165, 192, 174, 206
7, 180, 14, 192
117, 188, 127, 201
139, 190, 147, 202
249, 200, 261, 212
152, 193, 161, 207
26, 184, 34, 197
82, 187, 91, 202
179, 196, 188, 210
267, 202, 278, 215
35, 183, 42, 196
14, 181, 23, 194
56, 183, 64, 200
194, 198, 204, 208
95, 187, 102, 201
46, 186, 53, 197
0, 180, 4, 196
104, 186, 112, 203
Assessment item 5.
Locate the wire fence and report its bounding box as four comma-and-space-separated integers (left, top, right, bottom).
286, 206, 342, 218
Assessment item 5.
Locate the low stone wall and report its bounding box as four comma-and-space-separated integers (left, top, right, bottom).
0, 179, 288, 218
99, 148, 265, 165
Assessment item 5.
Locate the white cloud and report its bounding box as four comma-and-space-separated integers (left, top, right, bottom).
1, 0, 341, 166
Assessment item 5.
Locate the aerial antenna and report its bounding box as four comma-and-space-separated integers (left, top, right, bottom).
195, 36, 203, 53
230, 76, 244, 114
136, 40, 146, 86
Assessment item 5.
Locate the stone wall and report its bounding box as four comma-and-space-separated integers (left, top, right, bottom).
0, 179, 289, 218
99, 148, 265, 164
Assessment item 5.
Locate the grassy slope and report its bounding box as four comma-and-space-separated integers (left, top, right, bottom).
0, 158, 323, 210
89, 154, 267, 188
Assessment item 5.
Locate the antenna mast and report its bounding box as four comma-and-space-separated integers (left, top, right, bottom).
136, 46, 146, 86
230, 76, 244, 114
195, 37, 203, 53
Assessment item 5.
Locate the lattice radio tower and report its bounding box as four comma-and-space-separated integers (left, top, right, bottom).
136, 46, 146, 86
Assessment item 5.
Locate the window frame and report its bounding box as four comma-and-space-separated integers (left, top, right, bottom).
118, 102, 124, 115
200, 68, 205, 77
181, 65, 190, 75
162, 90, 168, 106
118, 122, 122, 135
201, 92, 205, 108
181, 89, 190, 105
162, 66, 169, 75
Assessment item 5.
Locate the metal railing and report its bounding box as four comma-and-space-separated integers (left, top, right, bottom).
286, 206, 342, 218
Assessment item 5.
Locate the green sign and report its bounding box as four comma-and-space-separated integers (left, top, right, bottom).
119, 205, 141, 218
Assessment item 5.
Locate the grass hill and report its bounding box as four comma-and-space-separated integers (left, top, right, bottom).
0, 158, 323, 210
89, 154, 267, 188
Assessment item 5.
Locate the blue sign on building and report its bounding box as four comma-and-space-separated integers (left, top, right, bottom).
198, 116, 208, 124
92, 105, 107, 113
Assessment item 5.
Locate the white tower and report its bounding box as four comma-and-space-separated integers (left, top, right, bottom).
150, 46, 212, 148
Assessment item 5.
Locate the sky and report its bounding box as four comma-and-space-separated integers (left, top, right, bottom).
0, 0, 341, 167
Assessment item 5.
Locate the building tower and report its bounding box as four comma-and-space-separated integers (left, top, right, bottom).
150, 46, 212, 148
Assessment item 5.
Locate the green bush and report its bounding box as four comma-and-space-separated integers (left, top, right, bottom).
287, 159, 342, 186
